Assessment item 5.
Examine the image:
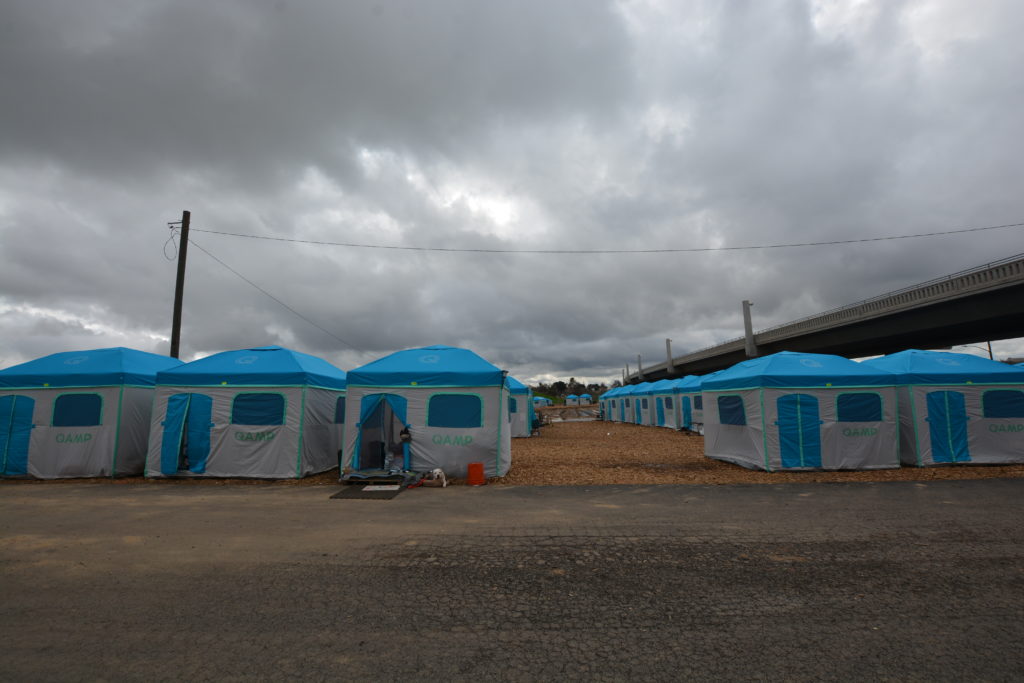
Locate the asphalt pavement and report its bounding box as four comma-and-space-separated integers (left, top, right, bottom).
2, 479, 1023, 681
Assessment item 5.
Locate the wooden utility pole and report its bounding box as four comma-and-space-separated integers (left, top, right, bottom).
169, 210, 191, 359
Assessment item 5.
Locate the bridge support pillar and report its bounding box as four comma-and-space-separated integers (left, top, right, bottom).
743, 300, 759, 358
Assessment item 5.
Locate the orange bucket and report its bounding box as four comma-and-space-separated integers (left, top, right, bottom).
467, 462, 486, 486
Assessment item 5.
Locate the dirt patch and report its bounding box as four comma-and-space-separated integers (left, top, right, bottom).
495, 421, 1024, 486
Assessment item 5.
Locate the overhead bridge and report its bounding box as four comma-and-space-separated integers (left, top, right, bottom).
628, 252, 1024, 382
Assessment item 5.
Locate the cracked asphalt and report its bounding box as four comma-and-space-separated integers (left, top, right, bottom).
2, 479, 1023, 681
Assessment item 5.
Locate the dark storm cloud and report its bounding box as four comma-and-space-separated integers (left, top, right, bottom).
1, 0, 1023, 380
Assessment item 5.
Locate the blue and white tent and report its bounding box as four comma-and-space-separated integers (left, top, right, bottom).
702, 351, 899, 471
671, 375, 702, 432
341, 345, 511, 478
578, 393, 593, 405
600, 387, 622, 421
648, 379, 679, 429
599, 387, 618, 421
0, 347, 182, 478
145, 346, 346, 479
506, 376, 535, 438
862, 350, 1024, 466
628, 382, 654, 425
565, 393, 580, 406
616, 385, 639, 423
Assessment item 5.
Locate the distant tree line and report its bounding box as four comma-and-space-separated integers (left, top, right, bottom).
530, 377, 609, 399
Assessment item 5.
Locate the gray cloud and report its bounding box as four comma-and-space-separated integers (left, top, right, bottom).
2, 0, 1023, 381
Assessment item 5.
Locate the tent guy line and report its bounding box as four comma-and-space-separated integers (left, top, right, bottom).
189, 220, 1024, 255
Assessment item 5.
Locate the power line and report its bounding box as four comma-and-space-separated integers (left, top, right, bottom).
184, 235, 363, 353
190, 220, 1024, 254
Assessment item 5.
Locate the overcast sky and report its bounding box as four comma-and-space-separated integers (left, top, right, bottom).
1, 0, 1022, 383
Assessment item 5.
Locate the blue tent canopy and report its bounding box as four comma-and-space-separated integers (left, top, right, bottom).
861, 349, 1024, 384
156, 346, 347, 390
348, 345, 505, 387
672, 375, 702, 392
579, 393, 593, 399
565, 393, 579, 399
0, 347, 182, 388
648, 379, 676, 393
506, 376, 531, 395
702, 351, 896, 390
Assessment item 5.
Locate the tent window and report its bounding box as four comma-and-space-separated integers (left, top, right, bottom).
665, 397, 674, 409
718, 395, 746, 426
983, 390, 1024, 418
509, 397, 518, 414
52, 393, 102, 427
428, 394, 483, 428
611, 400, 616, 408
625, 398, 631, 407
334, 397, 346, 424
641, 398, 648, 409
232, 393, 285, 425
837, 393, 883, 422
694, 396, 703, 410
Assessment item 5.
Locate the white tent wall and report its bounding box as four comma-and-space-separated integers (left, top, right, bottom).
300, 387, 346, 475
904, 383, 1024, 466
691, 394, 705, 431
676, 392, 700, 432
895, 386, 918, 466
342, 385, 512, 478
114, 386, 160, 476
761, 387, 899, 470
605, 398, 616, 421
638, 396, 653, 426
509, 394, 531, 437
146, 385, 342, 478
2, 386, 125, 478
704, 387, 900, 471
703, 389, 765, 470
653, 393, 679, 429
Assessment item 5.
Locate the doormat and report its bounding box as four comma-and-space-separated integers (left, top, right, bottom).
330, 484, 406, 500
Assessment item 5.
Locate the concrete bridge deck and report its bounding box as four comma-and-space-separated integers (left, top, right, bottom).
629, 252, 1024, 380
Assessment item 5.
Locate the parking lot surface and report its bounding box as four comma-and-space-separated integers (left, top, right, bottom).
2, 479, 1023, 681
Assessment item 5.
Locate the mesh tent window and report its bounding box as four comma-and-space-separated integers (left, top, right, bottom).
52, 393, 102, 427
694, 396, 703, 410
837, 393, 883, 422
334, 397, 346, 424
717, 395, 746, 426
665, 397, 674, 409
983, 390, 1024, 418
509, 397, 517, 414
231, 393, 285, 425
428, 394, 483, 428
641, 398, 648, 409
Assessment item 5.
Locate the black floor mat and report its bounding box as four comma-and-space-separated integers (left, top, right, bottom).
330, 484, 405, 500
